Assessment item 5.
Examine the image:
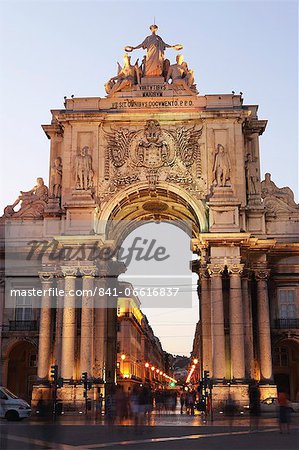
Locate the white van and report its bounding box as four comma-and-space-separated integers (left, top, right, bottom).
0, 387, 31, 420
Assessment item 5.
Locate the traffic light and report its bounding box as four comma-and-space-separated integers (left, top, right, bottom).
204, 370, 210, 380
50, 365, 58, 383
82, 372, 87, 382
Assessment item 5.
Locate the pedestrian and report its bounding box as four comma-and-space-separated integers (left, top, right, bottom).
225, 393, 236, 431
278, 390, 291, 434
96, 393, 104, 419
249, 382, 260, 431
180, 392, 185, 414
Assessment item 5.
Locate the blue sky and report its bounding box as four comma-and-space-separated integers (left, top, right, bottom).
0, 0, 298, 355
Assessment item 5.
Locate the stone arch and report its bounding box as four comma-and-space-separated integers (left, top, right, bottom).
273, 337, 299, 401
97, 181, 208, 243
4, 338, 38, 401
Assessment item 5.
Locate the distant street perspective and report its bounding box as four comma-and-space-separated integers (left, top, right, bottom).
1, 2, 299, 450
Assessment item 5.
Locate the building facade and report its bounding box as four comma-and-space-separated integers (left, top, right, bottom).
116, 284, 167, 391
0, 25, 298, 408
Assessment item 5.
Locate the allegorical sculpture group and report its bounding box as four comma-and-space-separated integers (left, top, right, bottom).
105, 24, 197, 96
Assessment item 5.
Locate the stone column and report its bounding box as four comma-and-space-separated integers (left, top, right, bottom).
228, 264, 245, 380
0, 275, 5, 385
255, 268, 273, 381
61, 267, 77, 380
54, 276, 64, 369
80, 266, 96, 376
94, 266, 108, 381
241, 272, 254, 379
207, 264, 226, 381
37, 272, 54, 380
199, 268, 212, 374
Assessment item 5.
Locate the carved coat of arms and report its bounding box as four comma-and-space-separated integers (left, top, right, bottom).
102, 119, 204, 196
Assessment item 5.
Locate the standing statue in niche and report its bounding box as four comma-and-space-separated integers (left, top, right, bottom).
212, 144, 231, 187
246, 153, 259, 195
50, 157, 63, 198
75, 146, 94, 190
125, 24, 183, 77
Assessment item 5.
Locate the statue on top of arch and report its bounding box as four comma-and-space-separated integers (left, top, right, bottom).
105, 25, 198, 96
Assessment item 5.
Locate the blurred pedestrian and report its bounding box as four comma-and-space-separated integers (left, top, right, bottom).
180, 392, 185, 414
225, 393, 236, 431
96, 393, 104, 419
249, 382, 260, 431
278, 390, 291, 434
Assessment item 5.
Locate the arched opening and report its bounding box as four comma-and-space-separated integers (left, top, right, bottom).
97, 183, 208, 240
273, 339, 299, 401
98, 183, 203, 389
7, 341, 37, 402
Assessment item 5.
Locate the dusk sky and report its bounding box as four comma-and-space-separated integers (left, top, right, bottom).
0, 0, 298, 355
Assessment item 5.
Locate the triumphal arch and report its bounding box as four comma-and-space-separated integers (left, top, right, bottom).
1, 25, 299, 407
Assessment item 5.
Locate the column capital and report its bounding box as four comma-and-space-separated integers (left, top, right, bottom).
207, 263, 225, 277
241, 268, 251, 280
254, 268, 271, 280
38, 271, 55, 281
61, 266, 78, 277
80, 266, 97, 277
227, 263, 244, 276
199, 267, 210, 279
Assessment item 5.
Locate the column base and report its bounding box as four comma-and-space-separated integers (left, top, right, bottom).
32, 383, 104, 416
210, 382, 277, 410
258, 384, 277, 401
211, 383, 249, 410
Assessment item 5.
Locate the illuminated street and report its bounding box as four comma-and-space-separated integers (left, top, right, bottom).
1, 414, 299, 450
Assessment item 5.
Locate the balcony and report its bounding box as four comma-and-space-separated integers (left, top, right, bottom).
274, 319, 299, 330
9, 320, 38, 331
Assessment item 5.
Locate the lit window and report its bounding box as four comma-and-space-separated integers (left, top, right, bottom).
278, 289, 296, 319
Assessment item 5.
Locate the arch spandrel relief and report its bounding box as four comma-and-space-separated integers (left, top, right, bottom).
98, 119, 206, 205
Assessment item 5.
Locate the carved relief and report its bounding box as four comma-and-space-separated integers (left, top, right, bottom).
75, 146, 94, 190
100, 120, 205, 199
104, 128, 135, 168
169, 125, 203, 168
3, 177, 49, 219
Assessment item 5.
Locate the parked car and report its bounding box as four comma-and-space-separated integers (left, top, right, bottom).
260, 397, 299, 413
0, 387, 31, 420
